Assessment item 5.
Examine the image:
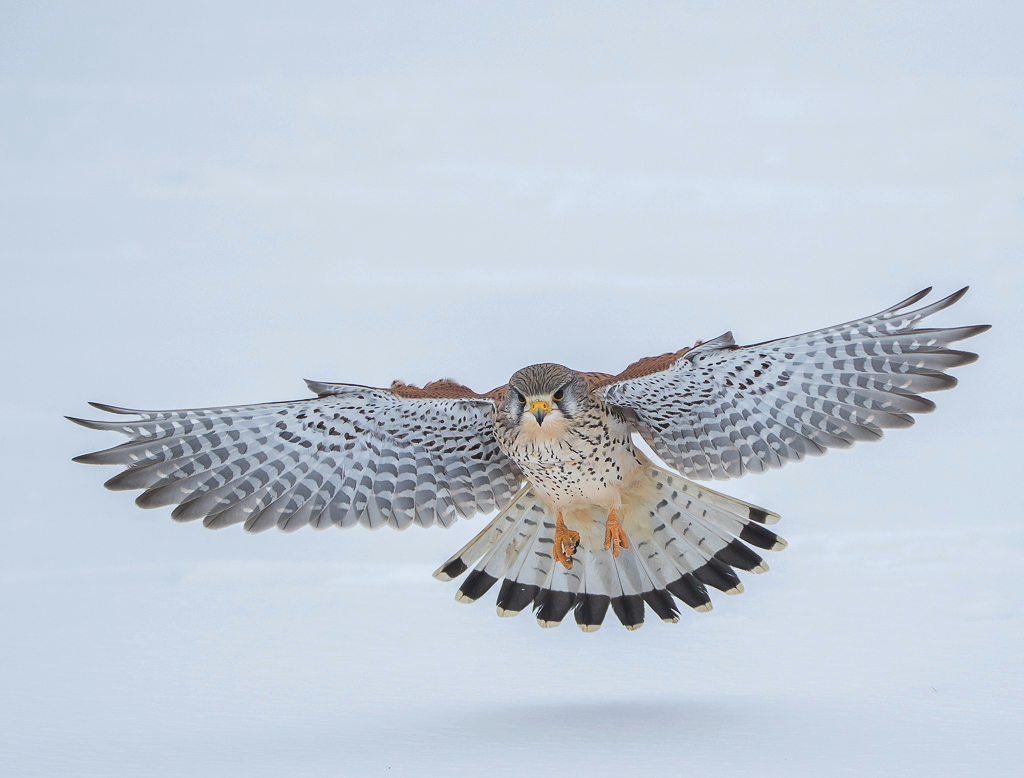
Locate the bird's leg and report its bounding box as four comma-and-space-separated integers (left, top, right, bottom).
553, 510, 580, 570
604, 507, 629, 558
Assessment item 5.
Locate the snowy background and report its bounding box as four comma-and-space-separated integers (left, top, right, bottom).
2, 2, 1022, 776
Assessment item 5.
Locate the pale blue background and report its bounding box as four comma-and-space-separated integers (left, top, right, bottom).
2, 2, 1021, 776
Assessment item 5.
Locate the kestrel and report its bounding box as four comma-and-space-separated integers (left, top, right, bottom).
70, 288, 988, 631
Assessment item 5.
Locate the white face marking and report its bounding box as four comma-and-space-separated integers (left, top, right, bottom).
518, 394, 570, 442
493, 389, 643, 512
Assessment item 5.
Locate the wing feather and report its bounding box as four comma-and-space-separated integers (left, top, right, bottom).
601, 288, 988, 481
70, 384, 520, 531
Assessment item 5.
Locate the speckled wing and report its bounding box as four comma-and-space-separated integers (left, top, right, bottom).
598, 288, 989, 481
69, 382, 521, 532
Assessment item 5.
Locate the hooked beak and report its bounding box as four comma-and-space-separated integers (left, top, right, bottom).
528, 400, 550, 426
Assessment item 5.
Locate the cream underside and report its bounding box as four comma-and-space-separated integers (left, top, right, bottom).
524, 449, 650, 554
519, 414, 646, 524
556, 463, 658, 554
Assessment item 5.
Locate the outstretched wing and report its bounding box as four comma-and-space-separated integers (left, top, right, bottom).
69, 381, 521, 532
597, 287, 989, 481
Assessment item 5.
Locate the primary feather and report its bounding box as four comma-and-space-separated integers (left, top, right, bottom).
70, 389, 521, 531
602, 287, 989, 480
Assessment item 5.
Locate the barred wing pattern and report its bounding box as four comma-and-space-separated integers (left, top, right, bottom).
601, 288, 989, 481
69, 383, 521, 532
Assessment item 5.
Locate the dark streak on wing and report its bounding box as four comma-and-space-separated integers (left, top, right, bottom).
71, 377, 521, 533
591, 287, 990, 482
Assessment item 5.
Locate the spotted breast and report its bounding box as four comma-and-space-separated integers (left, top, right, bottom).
494, 394, 642, 512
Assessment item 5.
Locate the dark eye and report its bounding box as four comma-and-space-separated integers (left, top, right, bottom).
516, 392, 526, 405
553, 388, 564, 402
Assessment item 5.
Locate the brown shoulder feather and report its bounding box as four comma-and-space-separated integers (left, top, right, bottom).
389, 379, 506, 403
388, 344, 696, 401
583, 346, 692, 391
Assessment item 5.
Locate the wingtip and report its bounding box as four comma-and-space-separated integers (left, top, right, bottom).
304, 379, 337, 397
66, 416, 102, 430
87, 401, 138, 415
912, 285, 974, 318
944, 286, 970, 307
888, 286, 933, 312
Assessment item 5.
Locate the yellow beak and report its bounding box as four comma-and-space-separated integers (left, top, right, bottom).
528, 400, 551, 425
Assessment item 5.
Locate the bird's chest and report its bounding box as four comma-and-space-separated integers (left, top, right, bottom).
498, 408, 640, 508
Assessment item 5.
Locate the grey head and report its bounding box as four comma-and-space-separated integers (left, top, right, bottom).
504, 363, 591, 428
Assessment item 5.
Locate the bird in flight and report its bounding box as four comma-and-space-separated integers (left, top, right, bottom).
70, 287, 987, 631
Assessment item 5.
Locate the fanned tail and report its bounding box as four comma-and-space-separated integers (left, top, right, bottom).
434, 462, 786, 632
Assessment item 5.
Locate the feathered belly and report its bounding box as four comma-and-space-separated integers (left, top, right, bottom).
517, 447, 645, 512
542, 452, 654, 551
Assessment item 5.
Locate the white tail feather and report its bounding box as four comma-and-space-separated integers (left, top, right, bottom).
435, 463, 785, 630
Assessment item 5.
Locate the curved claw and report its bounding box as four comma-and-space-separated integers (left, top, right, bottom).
604, 510, 628, 558
554, 511, 580, 570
